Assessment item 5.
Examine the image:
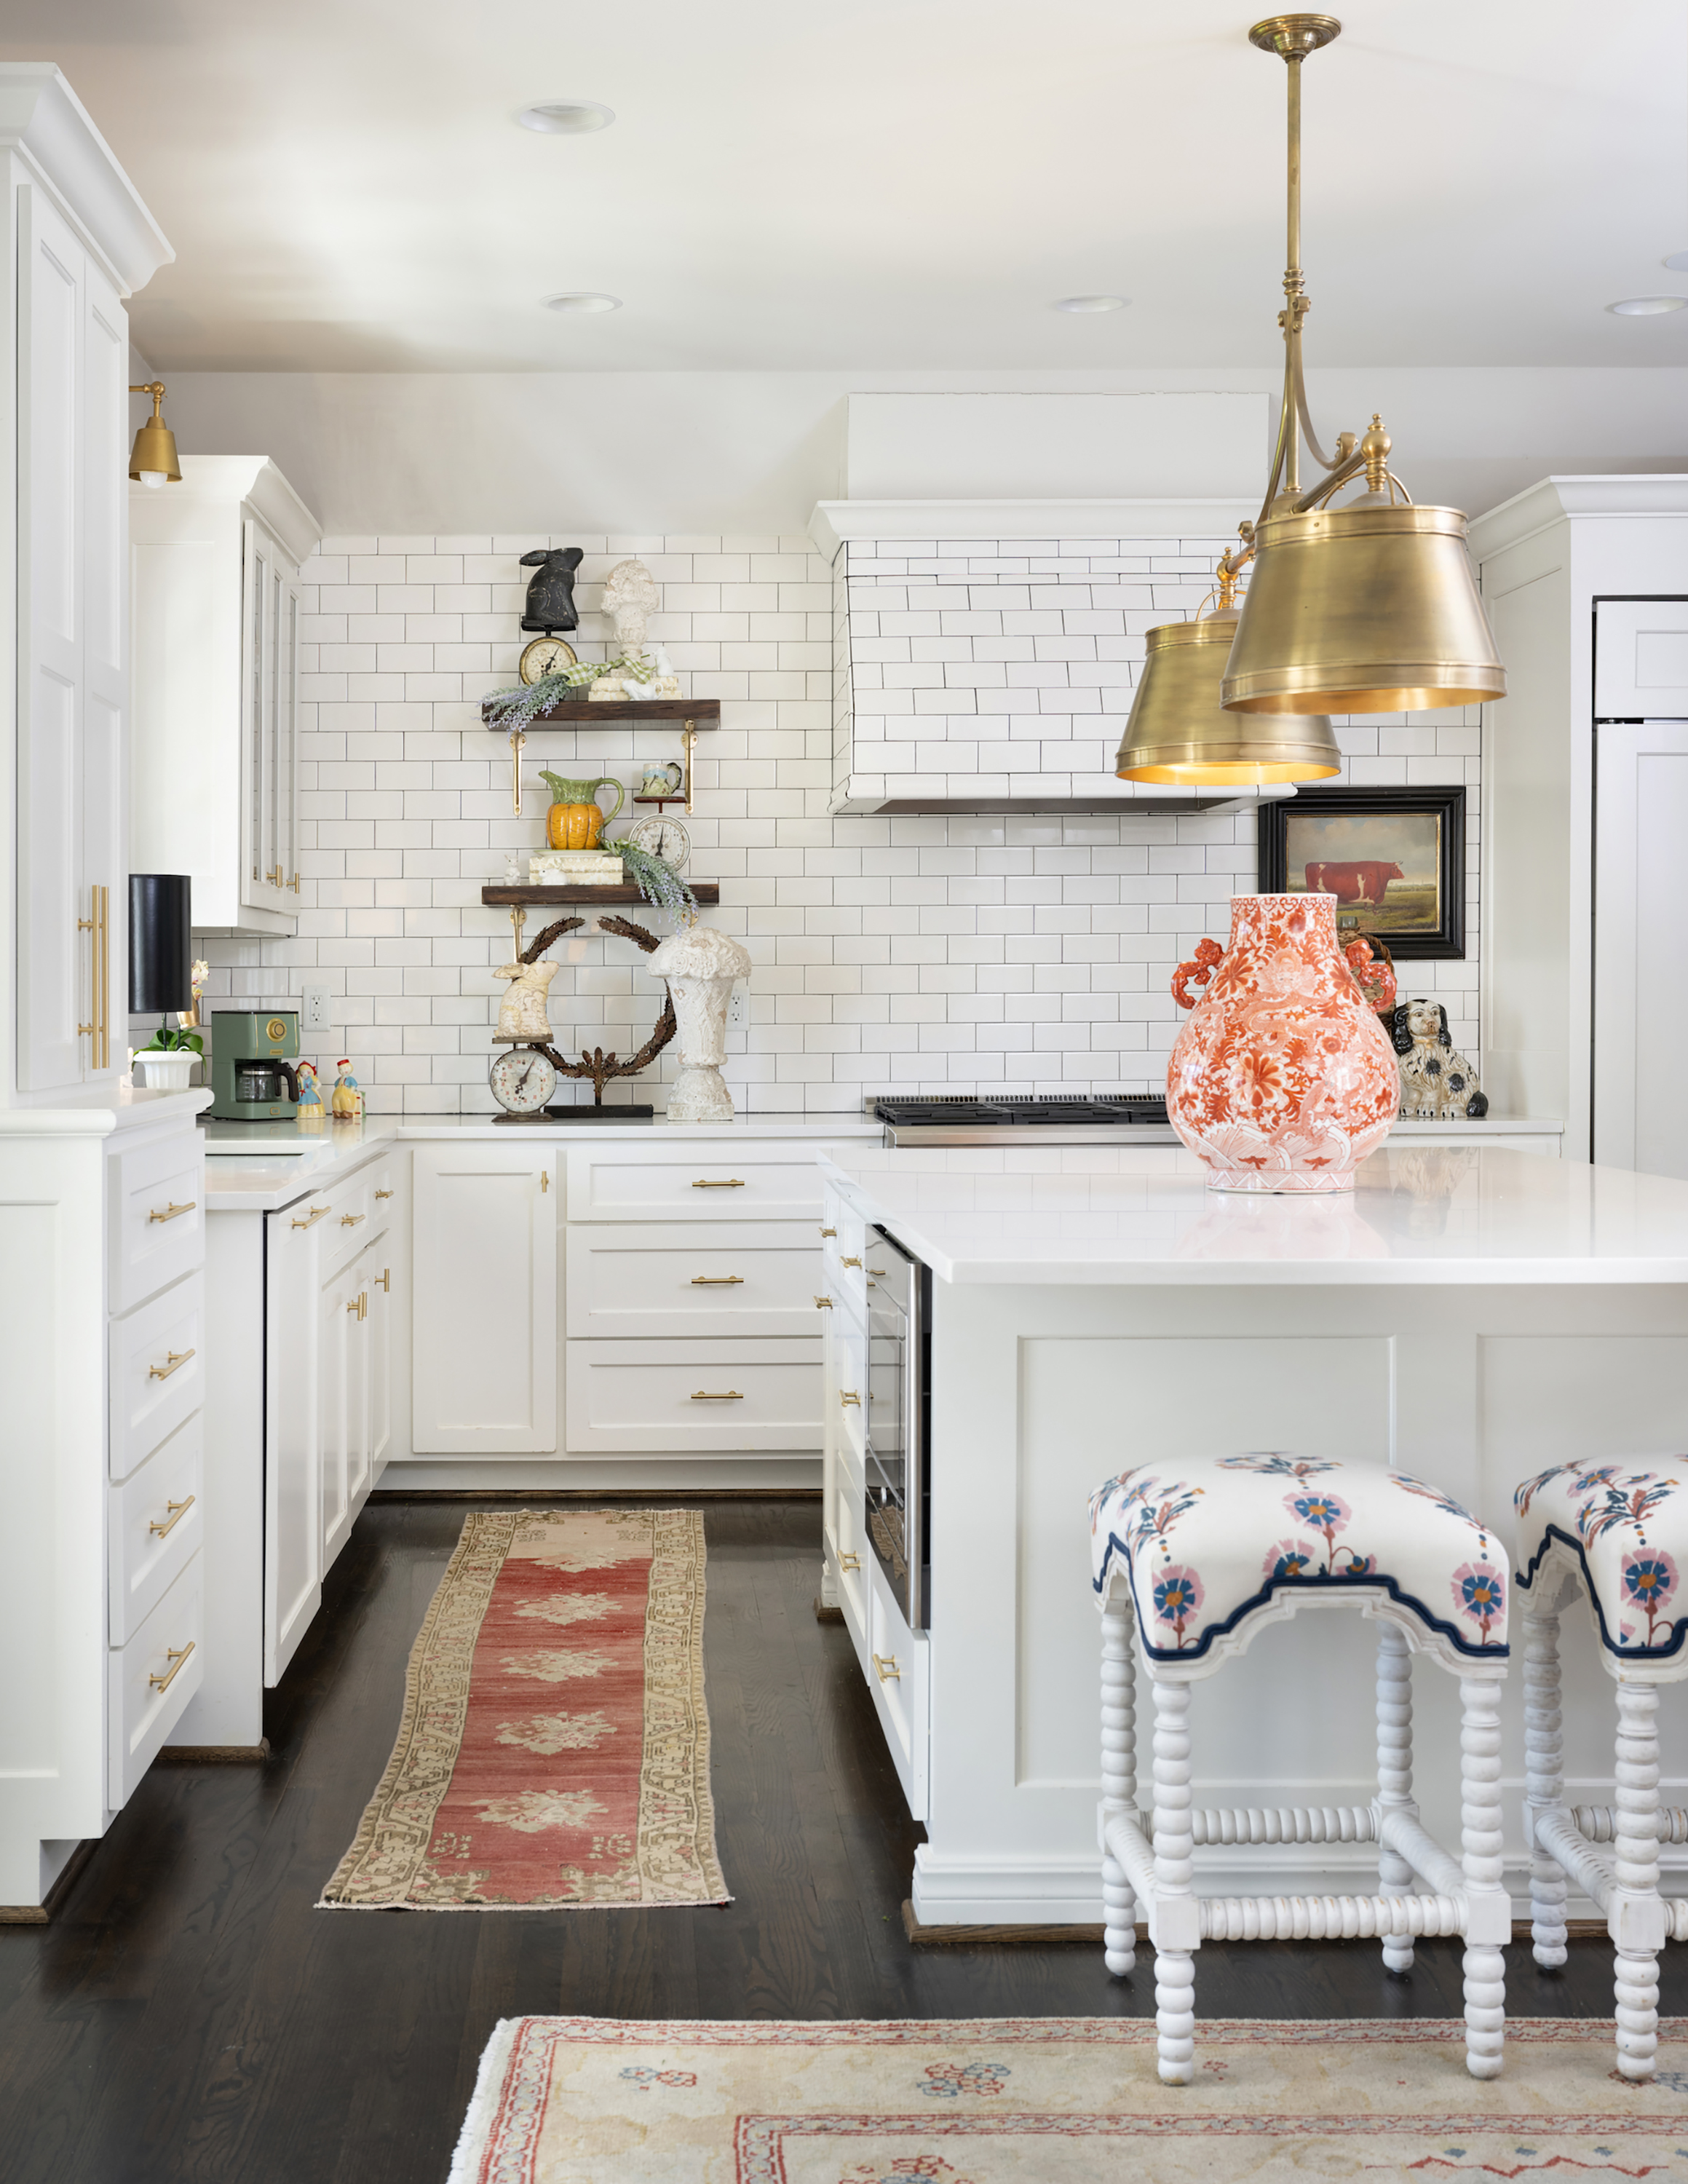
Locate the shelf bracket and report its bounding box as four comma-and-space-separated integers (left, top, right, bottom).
684, 719, 697, 815
511, 728, 526, 816
510, 905, 526, 959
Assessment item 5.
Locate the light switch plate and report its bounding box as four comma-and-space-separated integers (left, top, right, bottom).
301, 981, 332, 1034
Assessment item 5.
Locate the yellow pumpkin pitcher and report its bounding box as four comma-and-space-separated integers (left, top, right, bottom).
539, 772, 624, 850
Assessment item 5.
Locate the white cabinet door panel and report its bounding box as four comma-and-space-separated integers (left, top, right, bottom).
565, 1222, 824, 1337
110, 1128, 205, 1315
319, 1258, 355, 1569
412, 1147, 557, 1452
565, 1340, 822, 1453
1596, 600, 1688, 718
108, 1551, 203, 1805
566, 1147, 831, 1222
1595, 721, 1688, 1177
81, 254, 127, 1088
264, 1204, 321, 1685
109, 1412, 203, 1646
109, 1274, 205, 1482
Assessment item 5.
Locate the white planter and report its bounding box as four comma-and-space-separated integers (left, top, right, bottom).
649, 924, 753, 1123
132, 1051, 196, 1091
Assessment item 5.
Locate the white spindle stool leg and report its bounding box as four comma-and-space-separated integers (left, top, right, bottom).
1375, 1621, 1416, 1974
1100, 1592, 1137, 1976
1152, 1674, 1197, 2086
1459, 1671, 1507, 2079
1614, 1677, 1663, 2082
1522, 1598, 1568, 1969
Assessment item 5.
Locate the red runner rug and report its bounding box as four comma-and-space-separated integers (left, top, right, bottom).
320, 1509, 729, 1910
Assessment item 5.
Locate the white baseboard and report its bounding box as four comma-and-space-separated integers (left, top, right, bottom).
378, 1457, 822, 1493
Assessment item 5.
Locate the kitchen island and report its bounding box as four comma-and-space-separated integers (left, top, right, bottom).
818, 1141, 1688, 1931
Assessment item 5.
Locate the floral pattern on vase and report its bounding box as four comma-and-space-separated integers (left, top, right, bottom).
1168, 893, 1400, 1194
1514, 1459, 1688, 1661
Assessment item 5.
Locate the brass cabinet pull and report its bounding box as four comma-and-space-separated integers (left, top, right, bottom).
691, 1275, 745, 1286
292, 1204, 330, 1230
346, 1292, 367, 1320
820, 1227, 836, 1238
814, 1294, 833, 1309
148, 1348, 195, 1382
841, 1257, 863, 1269
148, 1200, 196, 1224
288, 873, 302, 893
540, 1170, 549, 1193
868, 1267, 887, 1277
148, 1495, 196, 1539
376, 1268, 391, 1291
839, 1390, 861, 1408
691, 1390, 744, 1401
148, 1641, 196, 1694
341, 1212, 364, 1227
838, 1551, 861, 1572
692, 1178, 745, 1189
872, 1652, 900, 1683
79, 887, 109, 1066
374, 1188, 394, 1200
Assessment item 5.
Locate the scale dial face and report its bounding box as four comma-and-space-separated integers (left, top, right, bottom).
488, 1045, 558, 1114
519, 635, 579, 686
626, 813, 690, 872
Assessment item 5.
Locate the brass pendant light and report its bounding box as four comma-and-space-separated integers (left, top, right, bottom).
127, 381, 181, 488
1114, 564, 1340, 783
1219, 15, 1505, 716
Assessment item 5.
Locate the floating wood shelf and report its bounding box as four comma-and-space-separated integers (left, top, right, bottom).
481, 698, 721, 729
482, 883, 720, 907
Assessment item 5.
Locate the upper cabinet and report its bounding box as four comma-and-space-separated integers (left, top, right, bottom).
1, 65, 173, 1102
130, 456, 320, 935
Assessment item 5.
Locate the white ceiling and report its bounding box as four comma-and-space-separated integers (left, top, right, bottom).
10, 0, 1686, 373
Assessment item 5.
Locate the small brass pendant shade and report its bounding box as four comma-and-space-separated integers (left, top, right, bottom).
127, 381, 181, 485
1115, 609, 1341, 784
1221, 502, 1507, 716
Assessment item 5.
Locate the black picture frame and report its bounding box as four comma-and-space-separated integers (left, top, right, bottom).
1256, 783, 1466, 960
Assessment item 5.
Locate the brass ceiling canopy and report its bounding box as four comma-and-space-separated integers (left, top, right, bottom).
1208, 17, 1505, 719
127, 381, 181, 487
1114, 581, 1340, 785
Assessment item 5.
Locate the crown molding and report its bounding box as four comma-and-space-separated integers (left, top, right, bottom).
0, 63, 173, 296
1468, 475, 1688, 563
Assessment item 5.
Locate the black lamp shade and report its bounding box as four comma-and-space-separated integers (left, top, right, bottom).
130, 874, 192, 1015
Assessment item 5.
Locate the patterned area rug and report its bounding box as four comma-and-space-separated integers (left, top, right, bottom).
448, 2015, 1688, 2182
320, 1509, 729, 1910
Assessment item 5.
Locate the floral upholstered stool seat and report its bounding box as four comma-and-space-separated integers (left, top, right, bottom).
1515, 1460, 1688, 2082
1090, 1452, 1510, 2085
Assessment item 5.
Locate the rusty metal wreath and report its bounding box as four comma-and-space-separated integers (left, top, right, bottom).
517, 914, 676, 1105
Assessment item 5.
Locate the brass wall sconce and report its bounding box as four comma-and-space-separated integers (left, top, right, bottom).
128, 381, 181, 488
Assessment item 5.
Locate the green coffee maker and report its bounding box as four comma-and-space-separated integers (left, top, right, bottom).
208, 1009, 302, 1120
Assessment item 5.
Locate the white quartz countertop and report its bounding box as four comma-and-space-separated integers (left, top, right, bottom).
820, 1141, 1688, 1286
0, 1084, 211, 1136
202, 1111, 883, 1211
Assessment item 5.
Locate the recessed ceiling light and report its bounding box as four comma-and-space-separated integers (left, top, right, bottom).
542, 292, 622, 314
1606, 296, 1687, 317
1052, 295, 1128, 314
518, 100, 615, 135
1663, 252, 1688, 272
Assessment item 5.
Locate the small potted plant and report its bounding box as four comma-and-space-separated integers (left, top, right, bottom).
132, 958, 207, 1091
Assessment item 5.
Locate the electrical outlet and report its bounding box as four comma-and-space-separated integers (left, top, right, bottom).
727, 981, 748, 1029
301, 981, 332, 1034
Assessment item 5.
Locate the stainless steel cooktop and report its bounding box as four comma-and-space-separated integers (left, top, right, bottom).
871, 1093, 1170, 1145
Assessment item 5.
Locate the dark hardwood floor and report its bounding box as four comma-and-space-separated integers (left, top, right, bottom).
0, 1496, 1667, 2184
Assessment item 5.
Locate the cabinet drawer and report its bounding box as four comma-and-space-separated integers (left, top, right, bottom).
566, 1222, 824, 1337
828, 1310, 868, 1462
111, 1127, 205, 1315
827, 1447, 868, 1645
567, 1147, 832, 1222
110, 1273, 205, 1481
109, 1411, 204, 1645
867, 1554, 929, 1821
109, 1550, 204, 1804
564, 1340, 822, 1452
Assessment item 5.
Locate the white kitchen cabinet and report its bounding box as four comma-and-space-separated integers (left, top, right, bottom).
130, 456, 320, 936
564, 1339, 824, 1454
412, 1144, 557, 1453
565, 1221, 824, 1339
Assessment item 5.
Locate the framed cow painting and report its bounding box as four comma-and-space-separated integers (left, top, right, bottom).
1256, 784, 1465, 958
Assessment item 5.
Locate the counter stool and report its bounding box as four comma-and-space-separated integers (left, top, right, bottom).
1515, 1459, 1688, 2081
1090, 1452, 1510, 2084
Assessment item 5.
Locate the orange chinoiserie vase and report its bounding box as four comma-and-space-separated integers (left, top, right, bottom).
542, 772, 625, 850
1168, 893, 1399, 1193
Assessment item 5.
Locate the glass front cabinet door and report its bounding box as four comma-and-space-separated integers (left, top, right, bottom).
240, 518, 301, 919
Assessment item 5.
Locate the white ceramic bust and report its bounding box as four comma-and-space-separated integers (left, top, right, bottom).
601, 558, 660, 660
649, 922, 752, 1122
494, 957, 559, 1042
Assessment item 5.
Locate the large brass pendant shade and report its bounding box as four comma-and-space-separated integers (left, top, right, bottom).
1115, 610, 1340, 783
1221, 504, 1506, 715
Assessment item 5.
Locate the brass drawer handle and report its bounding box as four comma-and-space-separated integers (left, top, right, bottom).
148, 1641, 196, 1694
540, 1170, 549, 1193
839, 1551, 861, 1572
346, 1292, 367, 1320
375, 1188, 394, 1200
820, 1226, 836, 1237
691, 1275, 745, 1286
292, 1204, 330, 1229
288, 873, 302, 893
814, 1294, 833, 1309
376, 1268, 391, 1292
691, 1390, 744, 1401
873, 1652, 900, 1683
148, 1495, 196, 1539
148, 1200, 196, 1224
869, 1267, 887, 1277
693, 1178, 746, 1189
841, 1257, 863, 1268
148, 1348, 195, 1382
839, 1390, 861, 1408
341, 1212, 365, 1227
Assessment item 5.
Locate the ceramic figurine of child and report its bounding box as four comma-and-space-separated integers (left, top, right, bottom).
296, 1059, 325, 1131
330, 1059, 362, 1121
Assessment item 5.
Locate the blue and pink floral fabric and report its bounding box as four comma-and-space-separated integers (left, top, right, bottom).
1515, 1461, 1688, 1669
1090, 1452, 1509, 1669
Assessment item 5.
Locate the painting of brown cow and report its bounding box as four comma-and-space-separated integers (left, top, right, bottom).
1304, 858, 1403, 906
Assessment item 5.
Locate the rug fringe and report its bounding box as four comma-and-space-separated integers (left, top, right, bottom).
447, 2017, 521, 2184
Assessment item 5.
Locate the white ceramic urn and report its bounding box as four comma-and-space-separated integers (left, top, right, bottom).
649, 922, 752, 1122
